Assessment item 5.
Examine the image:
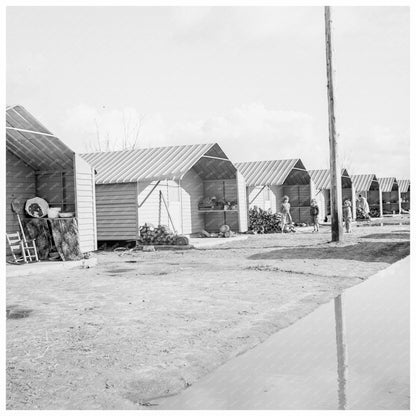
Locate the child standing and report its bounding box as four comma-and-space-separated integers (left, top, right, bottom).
280, 195, 292, 233
343, 199, 352, 233
310, 199, 320, 232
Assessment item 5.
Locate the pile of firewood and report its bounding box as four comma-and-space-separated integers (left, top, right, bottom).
249, 207, 283, 233
138, 223, 189, 245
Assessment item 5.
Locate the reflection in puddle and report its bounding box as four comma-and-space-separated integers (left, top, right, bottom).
334, 295, 347, 410
155, 258, 409, 410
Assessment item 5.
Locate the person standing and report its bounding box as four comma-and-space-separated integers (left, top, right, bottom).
343, 199, 353, 233
310, 198, 320, 232
357, 194, 370, 219
280, 195, 292, 233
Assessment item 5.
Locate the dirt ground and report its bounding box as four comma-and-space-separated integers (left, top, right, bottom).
6, 221, 410, 410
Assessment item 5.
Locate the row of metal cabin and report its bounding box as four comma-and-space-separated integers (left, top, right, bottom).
6, 106, 410, 255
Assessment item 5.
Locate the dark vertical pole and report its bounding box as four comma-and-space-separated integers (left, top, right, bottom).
334, 295, 348, 410
325, 6, 344, 241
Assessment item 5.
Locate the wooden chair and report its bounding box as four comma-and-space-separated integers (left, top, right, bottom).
6, 232, 39, 264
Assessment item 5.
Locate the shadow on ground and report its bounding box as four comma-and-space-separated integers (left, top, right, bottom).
360, 233, 410, 240
248, 241, 410, 263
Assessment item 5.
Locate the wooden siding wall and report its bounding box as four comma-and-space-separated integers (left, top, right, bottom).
367, 190, 380, 205
342, 188, 352, 204
314, 191, 327, 222
268, 186, 278, 213
180, 169, 205, 234
96, 183, 138, 240
203, 179, 239, 232
247, 185, 278, 213
247, 186, 265, 210
282, 184, 311, 223
310, 181, 326, 223
236, 171, 248, 232
382, 190, 401, 214
6, 150, 36, 234
36, 172, 75, 212
401, 191, 410, 203
74, 154, 97, 252
401, 191, 410, 211
138, 181, 169, 230
272, 185, 283, 213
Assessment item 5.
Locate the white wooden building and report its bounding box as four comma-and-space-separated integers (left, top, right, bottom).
378, 177, 401, 215
235, 159, 312, 224
309, 168, 356, 222
6, 105, 97, 254
82, 143, 248, 241
350, 174, 383, 217
397, 179, 410, 212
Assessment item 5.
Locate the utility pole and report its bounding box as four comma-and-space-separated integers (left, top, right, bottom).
325, 6, 344, 242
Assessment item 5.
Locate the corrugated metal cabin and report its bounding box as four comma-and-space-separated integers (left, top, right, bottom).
6, 105, 97, 254
397, 179, 410, 212
81, 143, 248, 241
351, 174, 383, 217
379, 177, 401, 214
235, 159, 312, 224
309, 168, 356, 221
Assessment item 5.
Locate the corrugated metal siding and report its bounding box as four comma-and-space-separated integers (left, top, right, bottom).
96, 183, 138, 240
6, 150, 36, 234
81, 143, 229, 184
310, 169, 351, 190
6, 105, 74, 171
309, 169, 330, 190
397, 179, 410, 193
236, 159, 299, 187
75, 154, 97, 252
180, 169, 205, 234
351, 174, 375, 192
378, 177, 395, 192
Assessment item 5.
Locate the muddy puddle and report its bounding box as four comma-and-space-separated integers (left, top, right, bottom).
7, 306, 33, 319
105, 268, 136, 274
154, 257, 409, 410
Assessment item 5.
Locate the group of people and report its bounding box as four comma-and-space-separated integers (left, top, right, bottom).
279, 193, 371, 234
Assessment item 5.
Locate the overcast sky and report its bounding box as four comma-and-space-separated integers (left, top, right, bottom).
6, 6, 410, 178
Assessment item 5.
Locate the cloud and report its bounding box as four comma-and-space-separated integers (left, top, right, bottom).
6, 52, 49, 103
61, 104, 150, 152
169, 7, 322, 47
169, 103, 319, 163
338, 124, 410, 178
60, 103, 319, 166
58, 102, 409, 179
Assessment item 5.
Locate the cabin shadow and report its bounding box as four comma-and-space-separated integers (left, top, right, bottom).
248, 241, 410, 264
